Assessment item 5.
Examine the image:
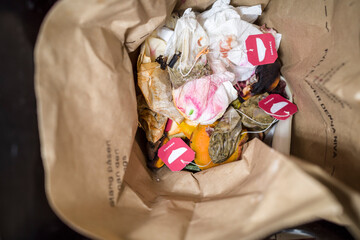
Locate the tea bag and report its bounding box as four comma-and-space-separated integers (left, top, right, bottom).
239, 93, 274, 130
209, 106, 242, 164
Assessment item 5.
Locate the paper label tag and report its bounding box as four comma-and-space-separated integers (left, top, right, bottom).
157, 138, 194, 171
258, 94, 297, 120
245, 33, 278, 66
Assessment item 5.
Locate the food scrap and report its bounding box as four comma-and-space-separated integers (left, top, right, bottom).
136, 0, 297, 172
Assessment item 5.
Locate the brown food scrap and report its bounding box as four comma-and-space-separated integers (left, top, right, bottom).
137, 95, 167, 143
146, 137, 168, 170
251, 59, 281, 95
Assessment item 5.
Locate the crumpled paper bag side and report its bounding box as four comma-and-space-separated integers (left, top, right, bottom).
35, 0, 176, 238
258, 0, 360, 191
124, 139, 360, 240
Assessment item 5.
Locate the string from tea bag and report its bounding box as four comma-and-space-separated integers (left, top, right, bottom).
179, 47, 209, 77
236, 109, 273, 126
241, 118, 278, 135
235, 109, 279, 135
261, 109, 290, 118
180, 159, 212, 168
178, 55, 198, 77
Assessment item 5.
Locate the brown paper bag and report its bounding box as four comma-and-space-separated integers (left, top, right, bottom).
35, 0, 360, 239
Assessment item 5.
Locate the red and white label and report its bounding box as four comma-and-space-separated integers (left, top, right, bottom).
157, 138, 194, 171
245, 33, 278, 66
258, 94, 297, 120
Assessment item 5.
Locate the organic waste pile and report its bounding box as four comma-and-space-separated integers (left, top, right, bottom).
137, 0, 293, 172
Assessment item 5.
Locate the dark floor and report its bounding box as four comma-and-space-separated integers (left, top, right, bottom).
0, 0, 87, 239
0, 0, 355, 239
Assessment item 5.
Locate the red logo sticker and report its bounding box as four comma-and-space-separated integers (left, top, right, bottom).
258, 94, 297, 120
157, 138, 195, 171
245, 33, 278, 66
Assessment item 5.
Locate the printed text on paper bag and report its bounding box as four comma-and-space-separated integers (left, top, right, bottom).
105, 140, 128, 207
304, 81, 338, 175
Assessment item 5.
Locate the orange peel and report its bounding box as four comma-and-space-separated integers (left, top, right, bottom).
179, 120, 198, 139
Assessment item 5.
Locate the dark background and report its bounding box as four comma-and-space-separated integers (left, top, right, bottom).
0, 0, 355, 239
0, 0, 87, 239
